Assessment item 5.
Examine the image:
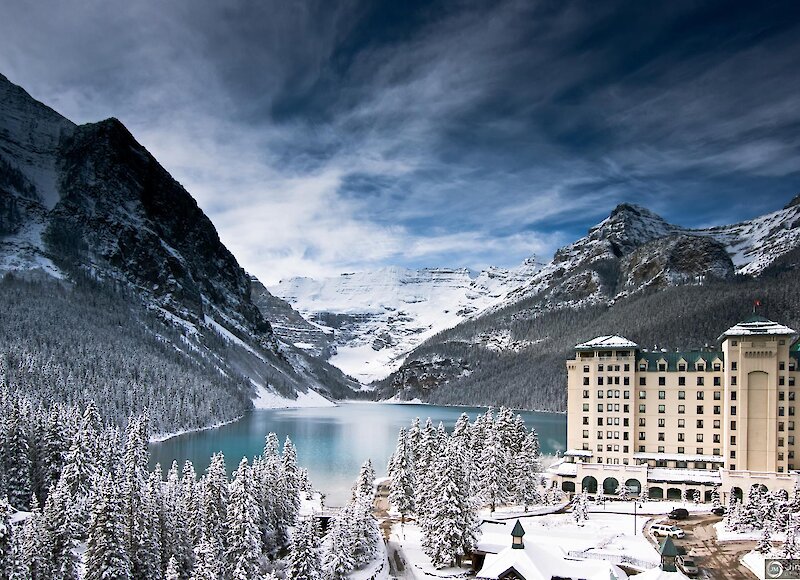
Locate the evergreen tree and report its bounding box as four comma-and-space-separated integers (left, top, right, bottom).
191, 539, 223, 580
640, 482, 649, 502
1, 409, 32, 510
711, 485, 721, 509
615, 484, 630, 501
783, 516, 800, 559
756, 524, 773, 555
85, 475, 131, 580
323, 510, 355, 580
388, 428, 416, 522
478, 427, 509, 512
282, 438, 301, 522
225, 458, 261, 580
42, 476, 78, 580
288, 518, 321, 580
0, 496, 13, 580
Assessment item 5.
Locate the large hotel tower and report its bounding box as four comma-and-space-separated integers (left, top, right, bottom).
551, 316, 800, 500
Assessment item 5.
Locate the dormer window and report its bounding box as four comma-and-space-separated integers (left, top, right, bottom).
697, 363, 705, 372
678, 363, 686, 371
658, 363, 666, 372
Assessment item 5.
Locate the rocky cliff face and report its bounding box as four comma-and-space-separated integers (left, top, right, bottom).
0, 73, 358, 407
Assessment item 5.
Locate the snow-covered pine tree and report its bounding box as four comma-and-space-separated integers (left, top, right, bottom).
615, 484, 630, 502
282, 437, 301, 521
477, 427, 510, 512
200, 453, 227, 553
323, 505, 355, 580
756, 524, 773, 555
225, 458, 262, 580
85, 474, 132, 580
165, 556, 180, 580
1, 408, 32, 510
355, 459, 375, 502
42, 475, 78, 580
288, 517, 321, 580
711, 485, 721, 509
191, 538, 223, 580
388, 428, 416, 522
0, 496, 13, 579
783, 516, 800, 559
640, 482, 649, 502
693, 489, 701, 504
681, 488, 688, 504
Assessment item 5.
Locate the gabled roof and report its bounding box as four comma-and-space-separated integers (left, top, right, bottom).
511, 520, 525, 538
576, 335, 638, 350
719, 317, 796, 340
659, 537, 679, 557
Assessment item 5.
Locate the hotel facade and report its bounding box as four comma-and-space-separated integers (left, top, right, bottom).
551, 316, 800, 501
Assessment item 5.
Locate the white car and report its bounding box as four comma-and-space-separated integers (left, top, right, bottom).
677, 556, 699, 575
651, 523, 686, 538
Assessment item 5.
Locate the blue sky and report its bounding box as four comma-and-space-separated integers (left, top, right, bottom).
1, 0, 799, 284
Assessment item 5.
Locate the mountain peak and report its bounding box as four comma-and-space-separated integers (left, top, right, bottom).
786, 193, 800, 209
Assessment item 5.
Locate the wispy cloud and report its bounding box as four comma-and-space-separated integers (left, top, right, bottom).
1, 0, 799, 284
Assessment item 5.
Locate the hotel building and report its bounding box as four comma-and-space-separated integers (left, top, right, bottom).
551, 316, 800, 501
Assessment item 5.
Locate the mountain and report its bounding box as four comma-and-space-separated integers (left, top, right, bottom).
269, 261, 540, 382
375, 199, 800, 411
0, 72, 358, 433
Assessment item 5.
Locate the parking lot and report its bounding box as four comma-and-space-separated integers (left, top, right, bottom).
646, 513, 757, 580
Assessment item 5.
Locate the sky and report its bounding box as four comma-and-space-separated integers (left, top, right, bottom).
1, 0, 799, 285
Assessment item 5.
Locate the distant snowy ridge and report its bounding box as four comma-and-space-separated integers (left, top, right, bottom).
270, 262, 540, 382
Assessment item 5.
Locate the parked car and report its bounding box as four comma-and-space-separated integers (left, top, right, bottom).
651, 524, 686, 538
669, 508, 690, 520
677, 556, 699, 576
711, 506, 726, 516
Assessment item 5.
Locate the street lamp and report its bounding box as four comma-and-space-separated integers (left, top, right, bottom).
633, 499, 644, 535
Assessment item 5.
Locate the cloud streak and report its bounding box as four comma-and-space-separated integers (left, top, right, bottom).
1, 0, 799, 283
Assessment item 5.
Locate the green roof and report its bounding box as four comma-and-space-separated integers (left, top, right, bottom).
638, 351, 724, 372
511, 520, 525, 538
659, 537, 679, 557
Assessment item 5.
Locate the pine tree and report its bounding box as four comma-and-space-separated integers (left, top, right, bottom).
477, 427, 509, 512
85, 475, 131, 580
42, 476, 78, 580
191, 539, 223, 580
165, 556, 180, 580
200, 453, 227, 551
0, 496, 13, 580
324, 509, 355, 580
782, 516, 800, 559
288, 518, 321, 580
1, 410, 32, 510
640, 482, 649, 502
282, 438, 301, 522
225, 458, 261, 580
388, 429, 416, 522
693, 489, 701, 504
355, 460, 375, 502
615, 484, 630, 501
756, 524, 773, 555
712, 486, 721, 509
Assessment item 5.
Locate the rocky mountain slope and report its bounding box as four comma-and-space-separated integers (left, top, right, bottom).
375, 198, 800, 411
270, 261, 540, 382
0, 72, 358, 430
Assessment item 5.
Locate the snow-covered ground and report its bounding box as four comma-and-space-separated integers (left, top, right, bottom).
149, 416, 244, 443
713, 521, 787, 543
252, 383, 335, 409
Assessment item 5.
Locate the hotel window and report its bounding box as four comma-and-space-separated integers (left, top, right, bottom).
791, 378, 797, 387
779, 438, 785, 447
658, 405, 666, 414
790, 421, 796, 431
731, 435, 736, 445
606, 417, 613, 426
678, 433, 684, 442
732, 361, 737, 370
678, 419, 685, 428
696, 448, 703, 454
639, 432, 646, 440
639, 445, 646, 452
697, 405, 704, 414
597, 444, 603, 452
607, 404, 613, 411
658, 363, 666, 371
731, 376, 737, 386
730, 464, 736, 470
714, 363, 721, 371
583, 443, 590, 451
639, 418, 646, 426
613, 445, 620, 452
714, 406, 721, 415
623, 418, 629, 427
658, 446, 665, 453
781, 377, 786, 386
677, 447, 685, 454
583, 417, 589, 425
713, 420, 720, 428
583, 377, 590, 385
624, 377, 630, 386
598, 377, 604, 385
731, 391, 737, 400
597, 404, 603, 412
598, 364, 604, 372
696, 434, 704, 442
614, 390, 620, 398
714, 377, 721, 386
697, 419, 704, 428
730, 451, 736, 458
584, 365, 590, 372
714, 391, 721, 400
624, 391, 630, 399
658, 433, 665, 441
679, 377, 686, 386
781, 392, 786, 401
731, 406, 737, 416
696, 462, 706, 469
731, 420, 737, 430
780, 407, 786, 416
697, 391, 704, 400
792, 392, 797, 400
597, 431, 603, 439
583, 403, 590, 412
639, 404, 646, 412
583, 430, 589, 438
624, 364, 630, 371
597, 390, 604, 398
624, 405, 630, 413
790, 436, 796, 445
598, 418, 603, 426
781, 362, 786, 371
713, 434, 720, 443
659, 390, 666, 400
679, 363, 686, 371
697, 364, 705, 372
780, 422, 785, 432
713, 448, 721, 455
639, 391, 646, 399
583, 390, 590, 398
607, 389, 613, 398
658, 418, 666, 427
639, 363, 647, 371
697, 377, 704, 386
639, 377, 647, 386
678, 405, 685, 414
614, 404, 620, 411
659, 377, 666, 386
791, 407, 796, 416
678, 390, 686, 399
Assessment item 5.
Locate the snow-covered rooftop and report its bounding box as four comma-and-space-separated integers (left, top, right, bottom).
633, 452, 724, 463
633, 568, 691, 580
576, 335, 638, 350
477, 539, 628, 580
646, 468, 721, 484
565, 449, 594, 457
553, 462, 578, 476
719, 316, 796, 340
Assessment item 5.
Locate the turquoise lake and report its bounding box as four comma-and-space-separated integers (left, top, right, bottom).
149, 402, 567, 506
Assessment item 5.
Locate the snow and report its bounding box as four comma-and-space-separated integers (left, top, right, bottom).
348, 541, 390, 580
719, 318, 796, 338
576, 336, 639, 350
713, 521, 787, 543
647, 468, 721, 484
251, 383, 335, 410
270, 263, 539, 382
741, 549, 769, 580
633, 452, 724, 463
149, 416, 243, 443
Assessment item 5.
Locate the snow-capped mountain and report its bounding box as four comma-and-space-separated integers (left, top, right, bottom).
376, 198, 800, 410
270, 261, 540, 382
0, 72, 358, 422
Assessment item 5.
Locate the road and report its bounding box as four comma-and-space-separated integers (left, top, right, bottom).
374, 480, 416, 579
653, 514, 757, 580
